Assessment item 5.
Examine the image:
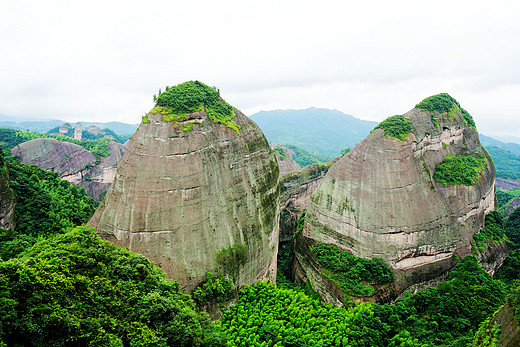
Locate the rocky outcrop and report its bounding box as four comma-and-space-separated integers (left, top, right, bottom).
296, 94, 498, 304
74, 123, 83, 141
11, 138, 96, 176
279, 159, 338, 241
476, 304, 520, 347
273, 145, 301, 176
88, 82, 280, 291
11, 138, 127, 201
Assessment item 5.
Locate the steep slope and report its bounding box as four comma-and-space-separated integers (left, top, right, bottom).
272, 145, 301, 176
250, 107, 377, 157
296, 93, 499, 304
89, 81, 280, 291
10, 138, 127, 201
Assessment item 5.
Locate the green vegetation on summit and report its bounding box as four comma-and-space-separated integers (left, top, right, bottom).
151, 81, 240, 135
416, 93, 476, 128
433, 154, 488, 186
372, 115, 413, 141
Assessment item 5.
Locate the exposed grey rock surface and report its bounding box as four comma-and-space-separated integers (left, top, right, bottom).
11, 138, 126, 201
296, 101, 498, 303
89, 107, 280, 291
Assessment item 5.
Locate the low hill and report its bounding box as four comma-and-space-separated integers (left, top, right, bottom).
481, 134, 520, 156
250, 107, 377, 157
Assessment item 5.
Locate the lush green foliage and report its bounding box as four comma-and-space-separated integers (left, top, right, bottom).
433, 154, 488, 186
155, 81, 240, 134
416, 93, 476, 128
219, 281, 389, 347
0, 127, 116, 158
142, 115, 151, 124
473, 317, 501, 347
215, 244, 248, 281
505, 207, 520, 245
0, 128, 42, 150
372, 115, 413, 141
497, 189, 516, 210
377, 256, 506, 346
508, 282, 520, 324
473, 211, 507, 254
416, 93, 460, 114
310, 243, 393, 297
0, 150, 97, 245
0, 226, 224, 346
192, 272, 235, 306
487, 146, 520, 173
221, 255, 504, 346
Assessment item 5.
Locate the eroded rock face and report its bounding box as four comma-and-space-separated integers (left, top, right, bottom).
273, 145, 301, 176
11, 138, 97, 176
88, 107, 279, 290
297, 99, 497, 302
11, 138, 127, 201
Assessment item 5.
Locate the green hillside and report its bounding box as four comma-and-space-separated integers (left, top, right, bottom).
486, 146, 520, 179
250, 108, 377, 158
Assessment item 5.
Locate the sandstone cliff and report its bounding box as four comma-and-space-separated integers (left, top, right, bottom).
88, 81, 280, 291
11, 138, 127, 201
296, 93, 499, 304
272, 145, 301, 176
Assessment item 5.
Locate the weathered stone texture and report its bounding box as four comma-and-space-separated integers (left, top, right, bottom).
297, 106, 497, 301
11, 138, 126, 201
89, 109, 279, 290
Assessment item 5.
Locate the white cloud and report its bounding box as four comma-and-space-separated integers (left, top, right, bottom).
0, 0, 519, 137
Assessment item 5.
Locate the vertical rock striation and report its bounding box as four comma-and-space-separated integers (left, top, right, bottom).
296, 94, 499, 303
89, 81, 280, 290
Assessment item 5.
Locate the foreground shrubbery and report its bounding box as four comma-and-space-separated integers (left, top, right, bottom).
0, 150, 98, 260
0, 226, 224, 346
221, 255, 505, 346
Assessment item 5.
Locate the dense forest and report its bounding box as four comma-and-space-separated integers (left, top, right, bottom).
1, 127, 520, 346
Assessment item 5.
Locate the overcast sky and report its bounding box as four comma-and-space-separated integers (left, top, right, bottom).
1, 0, 519, 139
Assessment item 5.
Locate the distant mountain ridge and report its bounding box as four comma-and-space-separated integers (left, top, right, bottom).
250, 107, 377, 157
480, 134, 520, 156
0, 118, 139, 137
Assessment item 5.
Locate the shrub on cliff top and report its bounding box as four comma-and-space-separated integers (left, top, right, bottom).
154, 81, 241, 135
372, 115, 413, 141
416, 93, 476, 128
